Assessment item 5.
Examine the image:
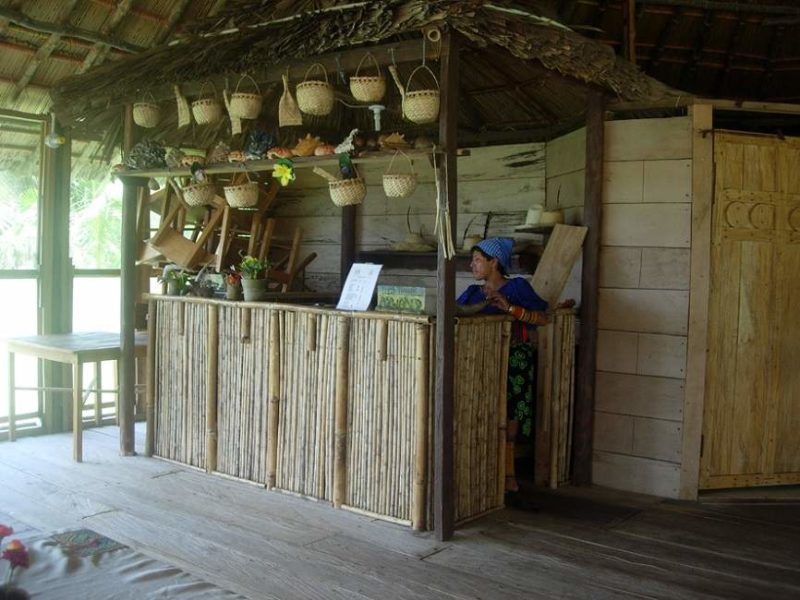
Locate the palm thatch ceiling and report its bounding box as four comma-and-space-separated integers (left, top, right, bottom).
0, 0, 799, 177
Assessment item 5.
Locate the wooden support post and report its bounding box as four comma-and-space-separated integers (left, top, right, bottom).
680, 103, 714, 500
120, 178, 139, 456
340, 206, 356, 289
267, 310, 281, 488
7, 352, 15, 441
376, 319, 388, 362
206, 304, 219, 473
573, 90, 605, 485
434, 31, 459, 542
333, 315, 350, 508
412, 323, 430, 530
623, 0, 637, 64
72, 361, 82, 462
145, 299, 156, 456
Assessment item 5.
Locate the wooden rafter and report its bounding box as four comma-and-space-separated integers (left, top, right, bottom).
0, 6, 144, 54
10, 0, 81, 102
715, 14, 744, 96
154, 0, 193, 45
647, 7, 683, 71
758, 23, 786, 97
678, 9, 714, 90
637, 0, 800, 16
78, 0, 136, 74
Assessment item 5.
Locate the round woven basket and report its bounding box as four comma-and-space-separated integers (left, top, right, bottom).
229, 74, 263, 119
296, 63, 334, 116
350, 52, 386, 103
329, 177, 366, 207
133, 98, 161, 128
182, 183, 216, 207
402, 65, 440, 124
224, 172, 259, 208
382, 151, 417, 198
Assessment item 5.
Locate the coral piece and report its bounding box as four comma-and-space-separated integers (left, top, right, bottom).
245, 128, 275, 159
126, 139, 167, 169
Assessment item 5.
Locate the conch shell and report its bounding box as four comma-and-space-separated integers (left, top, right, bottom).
292, 133, 321, 157
378, 132, 410, 150
227, 150, 247, 162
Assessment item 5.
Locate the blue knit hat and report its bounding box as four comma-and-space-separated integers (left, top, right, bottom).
474, 237, 513, 273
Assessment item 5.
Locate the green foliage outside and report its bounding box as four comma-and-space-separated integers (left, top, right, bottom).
0, 169, 122, 271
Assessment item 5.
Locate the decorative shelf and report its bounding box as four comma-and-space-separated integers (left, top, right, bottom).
115, 148, 471, 180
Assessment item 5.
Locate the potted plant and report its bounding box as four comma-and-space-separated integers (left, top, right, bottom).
158, 266, 191, 296
223, 269, 242, 301
238, 255, 270, 301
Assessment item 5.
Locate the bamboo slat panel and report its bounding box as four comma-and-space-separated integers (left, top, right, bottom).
275, 309, 337, 499
345, 318, 422, 523
453, 318, 506, 522
215, 306, 272, 483
152, 301, 208, 469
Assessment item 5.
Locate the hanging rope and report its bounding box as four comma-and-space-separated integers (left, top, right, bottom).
432, 146, 456, 260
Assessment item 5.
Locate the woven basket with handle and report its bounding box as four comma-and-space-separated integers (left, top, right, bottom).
192, 82, 223, 125
382, 151, 417, 198
182, 182, 217, 207
402, 65, 440, 124
349, 52, 386, 103
224, 172, 259, 208
329, 177, 366, 207
228, 74, 263, 119
296, 63, 334, 116
133, 93, 161, 128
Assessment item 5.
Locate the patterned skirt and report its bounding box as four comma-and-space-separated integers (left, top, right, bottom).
507, 341, 536, 439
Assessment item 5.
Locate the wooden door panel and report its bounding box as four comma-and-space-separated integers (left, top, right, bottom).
701, 132, 800, 489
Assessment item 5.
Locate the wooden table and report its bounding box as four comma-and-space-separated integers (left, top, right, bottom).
5, 331, 147, 462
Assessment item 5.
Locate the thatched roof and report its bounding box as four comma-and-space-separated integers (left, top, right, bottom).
48, 0, 678, 162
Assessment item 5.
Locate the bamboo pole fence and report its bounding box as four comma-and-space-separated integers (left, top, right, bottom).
148, 298, 516, 529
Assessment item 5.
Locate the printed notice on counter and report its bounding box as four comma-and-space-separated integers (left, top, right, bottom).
336, 263, 383, 311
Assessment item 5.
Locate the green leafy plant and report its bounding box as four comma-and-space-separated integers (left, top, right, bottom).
157, 266, 191, 294
238, 255, 269, 280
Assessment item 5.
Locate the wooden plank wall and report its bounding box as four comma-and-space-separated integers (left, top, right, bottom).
593, 117, 692, 498
270, 143, 546, 292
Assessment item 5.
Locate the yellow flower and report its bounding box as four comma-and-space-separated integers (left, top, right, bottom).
272, 162, 295, 186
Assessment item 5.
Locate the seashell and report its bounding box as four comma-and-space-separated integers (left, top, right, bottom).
181, 155, 205, 167
414, 135, 434, 149
378, 132, 410, 150
227, 150, 247, 162
267, 146, 294, 159
292, 133, 321, 157
314, 143, 336, 156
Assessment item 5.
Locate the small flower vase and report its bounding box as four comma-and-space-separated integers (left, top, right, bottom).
166, 280, 181, 296
0, 584, 31, 599
241, 278, 267, 302
226, 282, 242, 301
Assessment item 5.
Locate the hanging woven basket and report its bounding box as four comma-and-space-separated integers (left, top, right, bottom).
228, 74, 263, 120
224, 172, 259, 208
191, 81, 223, 125
296, 63, 335, 116
402, 65, 440, 124
133, 93, 161, 128
329, 177, 366, 207
349, 52, 386, 103
382, 151, 417, 198
182, 182, 217, 207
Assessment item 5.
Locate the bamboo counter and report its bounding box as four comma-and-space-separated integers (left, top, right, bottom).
145, 296, 511, 530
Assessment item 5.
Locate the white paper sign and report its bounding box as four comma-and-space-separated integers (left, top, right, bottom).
336, 263, 383, 311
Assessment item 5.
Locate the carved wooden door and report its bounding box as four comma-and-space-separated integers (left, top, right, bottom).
700, 131, 800, 489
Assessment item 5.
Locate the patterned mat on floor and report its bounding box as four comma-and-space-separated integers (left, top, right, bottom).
49, 528, 126, 558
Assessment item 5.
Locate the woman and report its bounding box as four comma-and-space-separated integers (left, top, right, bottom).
457, 237, 548, 492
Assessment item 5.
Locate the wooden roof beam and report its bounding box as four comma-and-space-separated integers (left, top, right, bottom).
679, 9, 714, 89
647, 7, 683, 71
154, 0, 192, 45
636, 0, 800, 16
759, 24, 786, 97
715, 14, 744, 96
78, 0, 136, 74
10, 0, 81, 102
0, 6, 144, 54
88, 0, 167, 26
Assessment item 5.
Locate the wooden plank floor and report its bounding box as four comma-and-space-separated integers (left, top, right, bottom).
0, 425, 798, 599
